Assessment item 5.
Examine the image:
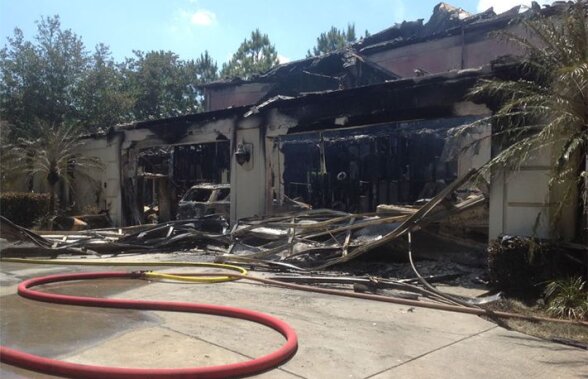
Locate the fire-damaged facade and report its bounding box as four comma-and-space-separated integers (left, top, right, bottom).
68, 2, 579, 242
82, 67, 491, 226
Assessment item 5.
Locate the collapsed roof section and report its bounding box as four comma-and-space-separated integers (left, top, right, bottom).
201, 1, 579, 112
203, 49, 400, 90
357, 2, 477, 52
357, 1, 576, 53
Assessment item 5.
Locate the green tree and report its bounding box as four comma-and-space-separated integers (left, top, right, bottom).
195, 50, 218, 85
193, 50, 219, 111
0, 16, 88, 139
76, 44, 134, 131
307, 24, 359, 57
458, 1, 587, 234
221, 29, 279, 80
122, 50, 201, 120
1, 15, 221, 131
2, 122, 103, 215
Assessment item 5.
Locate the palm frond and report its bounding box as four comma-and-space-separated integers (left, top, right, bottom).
0, 121, 104, 213
454, 2, 588, 235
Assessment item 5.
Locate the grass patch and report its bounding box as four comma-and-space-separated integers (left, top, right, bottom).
483, 298, 588, 346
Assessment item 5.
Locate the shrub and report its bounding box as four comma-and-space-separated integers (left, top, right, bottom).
487, 235, 566, 295
544, 277, 588, 320
0, 192, 50, 228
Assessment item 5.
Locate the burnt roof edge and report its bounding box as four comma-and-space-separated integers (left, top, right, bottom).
113, 62, 524, 134
115, 105, 250, 131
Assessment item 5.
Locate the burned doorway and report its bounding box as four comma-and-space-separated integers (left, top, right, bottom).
136, 147, 171, 222
277, 117, 478, 212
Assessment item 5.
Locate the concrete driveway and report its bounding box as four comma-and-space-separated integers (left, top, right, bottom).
1, 256, 586, 378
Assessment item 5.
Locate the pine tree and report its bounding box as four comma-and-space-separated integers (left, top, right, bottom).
221, 29, 279, 80
307, 24, 360, 57
195, 50, 218, 85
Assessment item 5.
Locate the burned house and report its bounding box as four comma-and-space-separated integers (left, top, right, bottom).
68, 2, 578, 242
78, 67, 490, 227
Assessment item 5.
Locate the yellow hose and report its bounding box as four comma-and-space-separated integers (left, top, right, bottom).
144, 271, 229, 283
0, 258, 247, 283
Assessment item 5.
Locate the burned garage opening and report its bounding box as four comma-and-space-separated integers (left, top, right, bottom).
277, 116, 480, 212
172, 139, 231, 195
135, 139, 231, 223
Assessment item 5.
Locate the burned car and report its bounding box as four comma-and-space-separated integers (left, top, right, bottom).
176, 184, 230, 220
177, 183, 312, 221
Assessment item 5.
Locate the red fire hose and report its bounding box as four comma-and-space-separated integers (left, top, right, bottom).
0, 271, 298, 379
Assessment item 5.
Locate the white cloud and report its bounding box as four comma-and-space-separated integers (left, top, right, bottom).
170, 8, 217, 33
190, 10, 216, 26
278, 55, 290, 64
477, 0, 553, 13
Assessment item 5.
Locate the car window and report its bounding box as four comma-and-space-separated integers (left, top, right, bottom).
218, 188, 230, 201
185, 189, 212, 202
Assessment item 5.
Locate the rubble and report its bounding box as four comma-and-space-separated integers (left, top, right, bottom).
0, 215, 229, 256
221, 170, 481, 271
1, 170, 498, 306
0, 170, 503, 308
0, 171, 483, 266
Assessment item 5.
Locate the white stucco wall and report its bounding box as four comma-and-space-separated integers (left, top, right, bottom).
452, 102, 492, 178
73, 134, 123, 225
230, 118, 267, 222
228, 110, 296, 222
489, 148, 577, 240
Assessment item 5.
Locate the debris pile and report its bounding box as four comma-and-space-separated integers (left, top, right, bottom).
0, 171, 502, 307
0, 171, 482, 271
0, 215, 229, 257
222, 170, 482, 270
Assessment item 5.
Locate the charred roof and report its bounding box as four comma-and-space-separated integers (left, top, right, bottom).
202, 1, 579, 88
113, 65, 495, 136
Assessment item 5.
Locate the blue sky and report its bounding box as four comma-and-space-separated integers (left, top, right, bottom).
0, 0, 551, 65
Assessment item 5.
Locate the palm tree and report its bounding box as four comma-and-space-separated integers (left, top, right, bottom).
2, 122, 104, 216
458, 1, 587, 236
